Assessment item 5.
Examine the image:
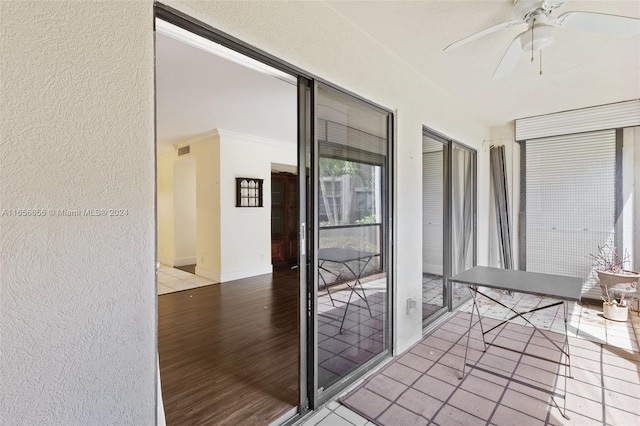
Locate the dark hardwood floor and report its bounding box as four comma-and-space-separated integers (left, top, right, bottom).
158, 268, 299, 425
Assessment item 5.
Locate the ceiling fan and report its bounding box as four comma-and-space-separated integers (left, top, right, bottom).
444, 0, 640, 79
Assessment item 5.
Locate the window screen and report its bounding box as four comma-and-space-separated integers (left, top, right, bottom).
525, 130, 616, 298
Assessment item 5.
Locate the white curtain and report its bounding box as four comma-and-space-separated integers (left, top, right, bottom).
451, 145, 475, 275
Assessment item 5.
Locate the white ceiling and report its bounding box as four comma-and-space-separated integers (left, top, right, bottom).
156, 1, 640, 153
326, 0, 640, 126
155, 32, 297, 154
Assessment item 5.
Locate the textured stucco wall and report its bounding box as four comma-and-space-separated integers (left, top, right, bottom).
0, 1, 156, 425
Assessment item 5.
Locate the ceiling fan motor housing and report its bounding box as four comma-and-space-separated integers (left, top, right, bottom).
514, 0, 566, 21
520, 12, 555, 51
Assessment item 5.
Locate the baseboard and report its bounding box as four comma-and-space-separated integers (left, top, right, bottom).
196, 264, 273, 282
220, 265, 273, 282
158, 256, 173, 267
195, 266, 219, 282
173, 257, 196, 267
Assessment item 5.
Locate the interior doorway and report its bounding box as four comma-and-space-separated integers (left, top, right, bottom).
155, 17, 300, 425
271, 171, 298, 269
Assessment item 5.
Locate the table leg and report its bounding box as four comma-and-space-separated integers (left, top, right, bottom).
476, 292, 569, 361
460, 285, 485, 379
560, 301, 571, 420
338, 259, 374, 334
318, 261, 337, 307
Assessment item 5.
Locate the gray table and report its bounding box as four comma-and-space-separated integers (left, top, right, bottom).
318, 248, 380, 333
450, 266, 583, 420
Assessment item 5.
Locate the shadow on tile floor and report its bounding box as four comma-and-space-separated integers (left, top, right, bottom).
303, 291, 639, 426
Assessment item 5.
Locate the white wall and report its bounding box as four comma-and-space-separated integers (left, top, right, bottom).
158, 150, 176, 266
157, 153, 197, 267
173, 159, 197, 266
218, 130, 296, 281
1, 2, 156, 425
1, 1, 490, 424
192, 134, 222, 277
185, 130, 296, 283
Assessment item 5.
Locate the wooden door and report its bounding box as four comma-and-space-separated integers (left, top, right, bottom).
271, 173, 298, 267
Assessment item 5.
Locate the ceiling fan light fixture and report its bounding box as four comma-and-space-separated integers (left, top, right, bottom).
521, 24, 555, 51
446, 0, 640, 79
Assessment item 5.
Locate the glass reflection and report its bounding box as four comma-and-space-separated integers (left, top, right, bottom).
422, 136, 446, 321
451, 144, 476, 308
316, 86, 389, 391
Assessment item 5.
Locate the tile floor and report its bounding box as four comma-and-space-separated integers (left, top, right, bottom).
302, 288, 640, 426
318, 277, 387, 390
422, 274, 467, 319
339, 312, 640, 425
457, 289, 640, 352
422, 274, 444, 319
157, 264, 216, 295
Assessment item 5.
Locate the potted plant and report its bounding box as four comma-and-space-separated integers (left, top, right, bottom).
602, 284, 630, 321
590, 244, 639, 320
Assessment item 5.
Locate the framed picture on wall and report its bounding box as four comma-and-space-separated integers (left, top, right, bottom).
236, 177, 264, 207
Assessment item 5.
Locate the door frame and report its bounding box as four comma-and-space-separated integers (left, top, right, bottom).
421, 126, 477, 329
271, 171, 299, 268
421, 128, 450, 327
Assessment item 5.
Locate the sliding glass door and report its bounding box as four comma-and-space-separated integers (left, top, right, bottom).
422, 135, 448, 322
154, 6, 395, 420
313, 84, 391, 400
422, 129, 476, 324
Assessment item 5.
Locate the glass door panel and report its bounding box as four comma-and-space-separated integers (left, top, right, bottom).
422, 135, 447, 321
451, 143, 476, 308
315, 84, 390, 393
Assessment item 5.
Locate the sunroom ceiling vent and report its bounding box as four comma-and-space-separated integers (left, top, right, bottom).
177, 146, 190, 156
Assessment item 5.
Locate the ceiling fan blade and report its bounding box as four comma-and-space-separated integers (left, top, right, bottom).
557, 11, 640, 38
493, 34, 523, 80
444, 20, 522, 52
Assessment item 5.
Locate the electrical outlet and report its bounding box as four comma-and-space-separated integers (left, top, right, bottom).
406, 298, 417, 315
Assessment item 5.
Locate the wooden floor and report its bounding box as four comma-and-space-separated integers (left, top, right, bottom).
158, 268, 299, 425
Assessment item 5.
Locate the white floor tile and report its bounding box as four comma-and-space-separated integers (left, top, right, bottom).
314, 412, 354, 426
165, 269, 193, 278
158, 284, 173, 295
185, 276, 214, 285
168, 280, 198, 291
302, 407, 332, 426
334, 405, 368, 426
163, 278, 187, 288
326, 401, 340, 411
